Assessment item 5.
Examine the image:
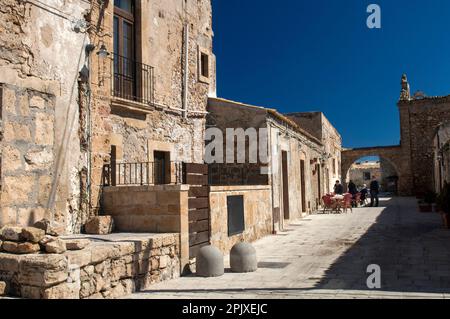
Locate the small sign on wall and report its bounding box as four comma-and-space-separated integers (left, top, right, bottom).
227, 195, 245, 236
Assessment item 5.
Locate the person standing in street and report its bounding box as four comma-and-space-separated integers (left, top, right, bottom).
370, 176, 380, 207
348, 180, 357, 195
348, 180, 358, 207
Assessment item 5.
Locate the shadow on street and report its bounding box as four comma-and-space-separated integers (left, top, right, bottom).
314, 197, 450, 293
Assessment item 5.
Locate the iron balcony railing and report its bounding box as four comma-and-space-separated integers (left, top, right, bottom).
103, 161, 184, 186
112, 53, 155, 105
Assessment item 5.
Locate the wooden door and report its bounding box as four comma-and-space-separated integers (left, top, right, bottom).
316, 164, 321, 205
300, 159, 306, 213
184, 163, 210, 258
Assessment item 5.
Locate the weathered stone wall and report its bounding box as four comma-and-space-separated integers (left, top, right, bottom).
0, 233, 179, 299
0, 0, 214, 232
399, 96, 450, 195
209, 185, 272, 253
286, 112, 323, 140
207, 99, 270, 186
380, 158, 398, 192
0, 84, 55, 227
0, 0, 91, 233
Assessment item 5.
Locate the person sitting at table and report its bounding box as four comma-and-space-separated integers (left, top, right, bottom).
360, 184, 369, 205
334, 180, 344, 195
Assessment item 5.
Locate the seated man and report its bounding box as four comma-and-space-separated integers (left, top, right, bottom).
334, 180, 344, 195
360, 184, 368, 205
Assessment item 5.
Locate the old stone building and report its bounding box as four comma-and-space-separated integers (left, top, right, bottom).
207, 98, 334, 237
342, 74, 450, 196
0, 0, 215, 234
348, 160, 381, 189
286, 112, 342, 194
346, 159, 398, 193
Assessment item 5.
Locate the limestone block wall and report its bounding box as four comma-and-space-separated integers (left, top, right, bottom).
101, 185, 189, 233
0, 0, 91, 233
0, 233, 180, 299
399, 97, 450, 194
0, 84, 55, 227
101, 185, 189, 272
209, 185, 272, 253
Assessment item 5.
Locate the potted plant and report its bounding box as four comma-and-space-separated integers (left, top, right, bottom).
436, 182, 450, 229
418, 191, 436, 213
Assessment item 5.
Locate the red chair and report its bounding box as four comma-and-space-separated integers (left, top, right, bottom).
342, 193, 353, 213
322, 195, 339, 214
352, 193, 361, 208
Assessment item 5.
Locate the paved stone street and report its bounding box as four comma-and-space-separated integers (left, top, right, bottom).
127, 197, 450, 299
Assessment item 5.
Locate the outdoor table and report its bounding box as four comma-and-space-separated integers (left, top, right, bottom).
330, 195, 345, 213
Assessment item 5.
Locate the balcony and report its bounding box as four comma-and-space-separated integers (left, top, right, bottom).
112, 54, 154, 106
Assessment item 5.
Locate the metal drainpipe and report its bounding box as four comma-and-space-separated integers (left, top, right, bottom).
86, 52, 92, 217
278, 131, 284, 232
182, 23, 189, 119
268, 123, 276, 234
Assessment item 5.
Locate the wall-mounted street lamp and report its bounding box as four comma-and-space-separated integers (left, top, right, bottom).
85, 43, 110, 59
97, 44, 110, 59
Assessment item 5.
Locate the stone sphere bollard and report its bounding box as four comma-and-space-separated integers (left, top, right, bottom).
196, 245, 224, 277
230, 242, 258, 273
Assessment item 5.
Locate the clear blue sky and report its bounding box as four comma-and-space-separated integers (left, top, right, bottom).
211, 0, 450, 148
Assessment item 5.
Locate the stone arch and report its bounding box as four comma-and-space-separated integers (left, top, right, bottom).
341, 146, 412, 195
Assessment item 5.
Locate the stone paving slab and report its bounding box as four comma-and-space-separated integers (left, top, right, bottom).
125, 197, 450, 299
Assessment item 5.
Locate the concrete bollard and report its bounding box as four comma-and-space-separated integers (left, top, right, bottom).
196, 245, 224, 277
230, 242, 258, 273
